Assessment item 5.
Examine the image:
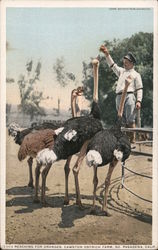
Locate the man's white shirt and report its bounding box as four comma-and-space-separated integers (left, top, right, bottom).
106, 55, 143, 102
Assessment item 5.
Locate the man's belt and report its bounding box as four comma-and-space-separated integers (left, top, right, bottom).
116, 91, 134, 95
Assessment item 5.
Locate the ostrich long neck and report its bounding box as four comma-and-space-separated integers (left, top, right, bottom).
71, 92, 77, 118
92, 59, 99, 103
118, 76, 132, 118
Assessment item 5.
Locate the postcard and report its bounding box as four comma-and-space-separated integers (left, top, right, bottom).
0, 0, 158, 249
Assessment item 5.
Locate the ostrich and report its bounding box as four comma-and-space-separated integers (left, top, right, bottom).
35, 59, 103, 206
86, 76, 132, 216
8, 87, 83, 190
8, 122, 60, 188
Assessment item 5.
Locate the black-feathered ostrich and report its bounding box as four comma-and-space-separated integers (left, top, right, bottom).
86, 75, 132, 216
35, 59, 103, 206
8, 87, 83, 191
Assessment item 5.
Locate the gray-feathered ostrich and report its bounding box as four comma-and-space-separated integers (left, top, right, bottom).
86, 75, 132, 216
8, 87, 83, 190
35, 59, 102, 206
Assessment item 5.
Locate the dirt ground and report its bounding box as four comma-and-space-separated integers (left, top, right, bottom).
5, 131, 153, 248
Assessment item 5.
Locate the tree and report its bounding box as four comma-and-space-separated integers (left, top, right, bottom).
82, 32, 153, 127
53, 57, 76, 114
6, 103, 12, 124
6, 77, 14, 83
17, 60, 46, 120
6, 41, 15, 83
53, 57, 75, 87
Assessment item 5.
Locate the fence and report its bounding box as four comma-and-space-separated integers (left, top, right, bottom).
121, 127, 153, 203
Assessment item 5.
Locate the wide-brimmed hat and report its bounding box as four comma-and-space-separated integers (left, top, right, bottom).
124, 52, 136, 64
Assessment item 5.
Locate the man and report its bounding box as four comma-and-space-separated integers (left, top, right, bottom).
100, 45, 143, 143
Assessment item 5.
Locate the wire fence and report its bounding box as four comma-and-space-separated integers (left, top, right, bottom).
121, 156, 152, 203
121, 127, 153, 204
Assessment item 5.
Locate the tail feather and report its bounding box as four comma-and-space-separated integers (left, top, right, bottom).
18, 145, 28, 161
86, 150, 102, 167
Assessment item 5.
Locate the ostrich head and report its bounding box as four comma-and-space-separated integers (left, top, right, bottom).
77, 86, 84, 95
8, 122, 21, 137
71, 86, 84, 100
92, 58, 100, 66
71, 86, 84, 118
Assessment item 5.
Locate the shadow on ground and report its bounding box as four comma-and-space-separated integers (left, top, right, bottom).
6, 173, 152, 229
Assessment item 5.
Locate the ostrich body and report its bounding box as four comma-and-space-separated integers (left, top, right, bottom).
8, 122, 61, 187
35, 104, 102, 205
8, 87, 83, 190
86, 76, 132, 215
86, 124, 131, 215
18, 129, 56, 160
35, 59, 102, 206
87, 124, 131, 167
52, 115, 102, 160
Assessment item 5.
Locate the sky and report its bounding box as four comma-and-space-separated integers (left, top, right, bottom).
5, 3, 154, 110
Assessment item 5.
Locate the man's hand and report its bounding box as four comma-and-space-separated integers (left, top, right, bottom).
100, 45, 109, 56
136, 101, 141, 110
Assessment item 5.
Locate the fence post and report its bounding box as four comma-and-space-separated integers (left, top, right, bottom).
137, 109, 141, 127
121, 162, 125, 188
137, 109, 141, 151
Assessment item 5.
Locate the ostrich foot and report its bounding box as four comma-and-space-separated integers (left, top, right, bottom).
75, 200, 85, 210
99, 210, 111, 217
39, 186, 49, 191
28, 182, 34, 188
33, 197, 40, 203
41, 199, 50, 207
79, 205, 88, 210
64, 197, 69, 205
89, 207, 97, 215
77, 202, 90, 210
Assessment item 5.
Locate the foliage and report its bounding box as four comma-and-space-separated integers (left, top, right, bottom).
82, 32, 153, 127
53, 57, 76, 88
6, 77, 15, 83
17, 61, 46, 120
6, 103, 12, 124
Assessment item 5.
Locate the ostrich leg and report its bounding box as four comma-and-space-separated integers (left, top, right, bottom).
41, 163, 52, 205
27, 157, 34, 188
33, 163, 42, 203
102, 159, 118, 215
63, 87, 83, 205
73, 140, 90, 208
90, 165, 98, 214
64, 156, 72, 205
